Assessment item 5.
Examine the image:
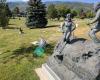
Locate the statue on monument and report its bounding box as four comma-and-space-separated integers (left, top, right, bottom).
38, 3, 100, 80
88, 2, 100, 43
61, 13, 76, 43
54, 13, 76, 58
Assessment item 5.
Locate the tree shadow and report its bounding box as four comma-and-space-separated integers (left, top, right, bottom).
45, 44, 55, 55
11, 43, 55, 57
27, 25, 60, 29
12, 45, 34, 58
1, 45, 36, 64
1, 43, 55, 64
46, 25, 59, 28
5, 27, 20, 30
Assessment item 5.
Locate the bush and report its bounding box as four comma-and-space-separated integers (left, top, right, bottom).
0, 0, 9, 28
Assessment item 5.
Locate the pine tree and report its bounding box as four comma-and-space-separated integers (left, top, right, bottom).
13, 7, 20, 16
0, 0, 9, 29
26, 0, 48, 28
12, 7, 20, 19
5, 4, 12, 17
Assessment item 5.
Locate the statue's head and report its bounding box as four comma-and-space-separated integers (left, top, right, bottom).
65, 13, 72, 21
94, 2, 100, 12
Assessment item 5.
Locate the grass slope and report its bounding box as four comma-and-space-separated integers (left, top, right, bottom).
0, 18, 61, 80
0, 17, 99, 80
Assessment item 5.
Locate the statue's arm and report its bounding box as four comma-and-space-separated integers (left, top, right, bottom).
60, 22, 65, 32
90, 9, 100, 24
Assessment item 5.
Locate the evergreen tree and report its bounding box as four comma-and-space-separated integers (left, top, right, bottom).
13, 7, 21, 19
0, 0, 9, 29
26, 0, 47, 28
13, 7, 20, 16
5, 4, 12, 17
12, 7, 20, 18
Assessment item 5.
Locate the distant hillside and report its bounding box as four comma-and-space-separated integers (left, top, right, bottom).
8, 2, 28, 12
8, 1, 93, 12
45, 1, 93, 10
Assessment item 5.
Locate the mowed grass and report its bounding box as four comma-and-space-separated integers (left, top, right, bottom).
0, 17, 99, 80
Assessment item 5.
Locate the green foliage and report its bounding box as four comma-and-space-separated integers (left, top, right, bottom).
0, 0, 9, 28
75, 9, 87, 19
56, 4, 71, 18
0, 15, 9, 28
47, 4, 58, 19
79, 9, 86, 19
86, 10, 94, 18
12, 7, 20, 17
8, 1, 93, 20
5, 4, 12, 17
47, 4, 72, 20
26, 0, 47, 28
71, 10, 78, 18
47, 3, 94, 19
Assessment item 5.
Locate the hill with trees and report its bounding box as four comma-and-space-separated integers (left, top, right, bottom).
8, 2, 28, 12
7, 1, 94, 19
8, 1, 93, 12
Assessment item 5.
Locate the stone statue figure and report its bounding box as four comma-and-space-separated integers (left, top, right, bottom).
41, 11, 100, 80
88, 2, 100, 43
61, 13, 76, 43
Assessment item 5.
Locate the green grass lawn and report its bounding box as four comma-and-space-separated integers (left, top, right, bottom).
0, 17, 98, 80
0, 17, 62, 80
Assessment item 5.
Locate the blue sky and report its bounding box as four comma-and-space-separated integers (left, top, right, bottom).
7, 0, 100, 3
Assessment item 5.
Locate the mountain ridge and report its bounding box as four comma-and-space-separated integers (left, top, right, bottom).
8, 1, 93, 12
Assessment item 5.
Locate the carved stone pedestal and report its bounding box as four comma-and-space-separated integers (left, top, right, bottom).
35, 64, 61, 80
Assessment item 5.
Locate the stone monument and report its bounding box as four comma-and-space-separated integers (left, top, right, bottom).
88, 2, 100, 43
36, 3, 100, 80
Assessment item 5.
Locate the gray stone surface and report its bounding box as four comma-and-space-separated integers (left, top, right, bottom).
47, 38, 100, 80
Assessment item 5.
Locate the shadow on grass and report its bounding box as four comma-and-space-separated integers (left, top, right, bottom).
0, 45, 35, 64
12, 43, 55, 57
46, 25, 59, 28
45, 43, 55, 55
5, 26, 20, 30
29, 25, 59, 29
1, 43, 55, 64
11, 43, 55, 59
12, 45, 34, 57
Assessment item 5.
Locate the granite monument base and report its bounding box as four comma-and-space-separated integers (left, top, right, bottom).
35, 64, 61, 80
36, 38, 100, 80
